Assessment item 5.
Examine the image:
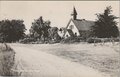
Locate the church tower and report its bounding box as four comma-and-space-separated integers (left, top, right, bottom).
71, 7, 77, 20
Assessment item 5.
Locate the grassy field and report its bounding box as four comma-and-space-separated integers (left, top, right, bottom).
22, 42, 119, 77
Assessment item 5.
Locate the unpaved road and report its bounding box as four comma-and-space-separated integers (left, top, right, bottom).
10, 44, 110, 77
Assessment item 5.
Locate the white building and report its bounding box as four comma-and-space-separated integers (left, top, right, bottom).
63, 7, 95, 38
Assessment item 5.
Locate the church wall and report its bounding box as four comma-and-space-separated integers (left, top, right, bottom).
64, 31, 70, 38
67, 21, 80, 36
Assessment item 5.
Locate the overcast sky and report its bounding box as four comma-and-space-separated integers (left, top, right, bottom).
0, 1, 119, 33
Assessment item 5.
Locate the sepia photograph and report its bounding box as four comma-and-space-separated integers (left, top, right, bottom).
0, 1, 120, 77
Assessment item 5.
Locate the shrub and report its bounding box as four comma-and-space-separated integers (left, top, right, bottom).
60, 37, 82, 43
112, 38, 120, 42
0, 43, 15, 76
86, 37, 120, 43
86, 38, 102, 43
19, 38, 36, 44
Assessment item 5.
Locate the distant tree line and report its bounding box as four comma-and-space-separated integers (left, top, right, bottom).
0, 6, 119, 43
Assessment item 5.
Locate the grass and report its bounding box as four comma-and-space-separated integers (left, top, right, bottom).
54, 50, 119, 77
26, 43, 120, 77
0, 43, 20, 76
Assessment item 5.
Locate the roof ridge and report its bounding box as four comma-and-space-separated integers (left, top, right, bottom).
72, 19, 95, 31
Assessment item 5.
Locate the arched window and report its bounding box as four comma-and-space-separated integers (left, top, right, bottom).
75, 32, 77, 36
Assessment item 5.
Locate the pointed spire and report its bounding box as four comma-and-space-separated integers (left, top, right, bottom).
71, 6, 77, 20
73, 6, 77, 15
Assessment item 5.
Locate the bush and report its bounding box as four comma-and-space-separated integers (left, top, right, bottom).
61, 37, 82, 43
86, 37, 120, 43
0, 43, 15, 76
86, 38, 102, 43
19, 38, 36, 44
112, 38, 120, 42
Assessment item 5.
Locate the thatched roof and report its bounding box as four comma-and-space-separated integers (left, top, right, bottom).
72, 19, 95, 31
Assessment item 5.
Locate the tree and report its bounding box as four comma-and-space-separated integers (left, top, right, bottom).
91, 6, 119, 38
48, 27, 61, 42
0, 19, 26, 42
29, 16, 51, 41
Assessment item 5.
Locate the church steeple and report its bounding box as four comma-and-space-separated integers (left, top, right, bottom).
71, 7, 77, 20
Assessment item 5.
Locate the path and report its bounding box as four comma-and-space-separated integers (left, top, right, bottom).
10, 44, 109, 77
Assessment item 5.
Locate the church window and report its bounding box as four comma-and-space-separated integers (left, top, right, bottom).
75, 32, 77, 36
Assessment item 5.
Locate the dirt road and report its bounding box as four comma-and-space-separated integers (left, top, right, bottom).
10, 44, 109, 77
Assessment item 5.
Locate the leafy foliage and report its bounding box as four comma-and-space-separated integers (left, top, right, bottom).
0, 20, 26, 42
29, 16, 51, 41
91, 6, 119, 38
48, 27, 61, 42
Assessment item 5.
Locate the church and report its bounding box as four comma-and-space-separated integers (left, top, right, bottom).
63, 7, 95, 38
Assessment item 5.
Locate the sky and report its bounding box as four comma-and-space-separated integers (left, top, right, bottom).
0, 1, 119, 33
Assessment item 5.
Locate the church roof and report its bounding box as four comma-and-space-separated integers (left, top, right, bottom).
67, 29, 74, 37
72, 19, 95, 31
63, 19, 95, 37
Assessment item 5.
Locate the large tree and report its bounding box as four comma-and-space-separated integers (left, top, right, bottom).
91, 6, 119, 38
29, 16, 51, 41
0, 19, 26, 42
